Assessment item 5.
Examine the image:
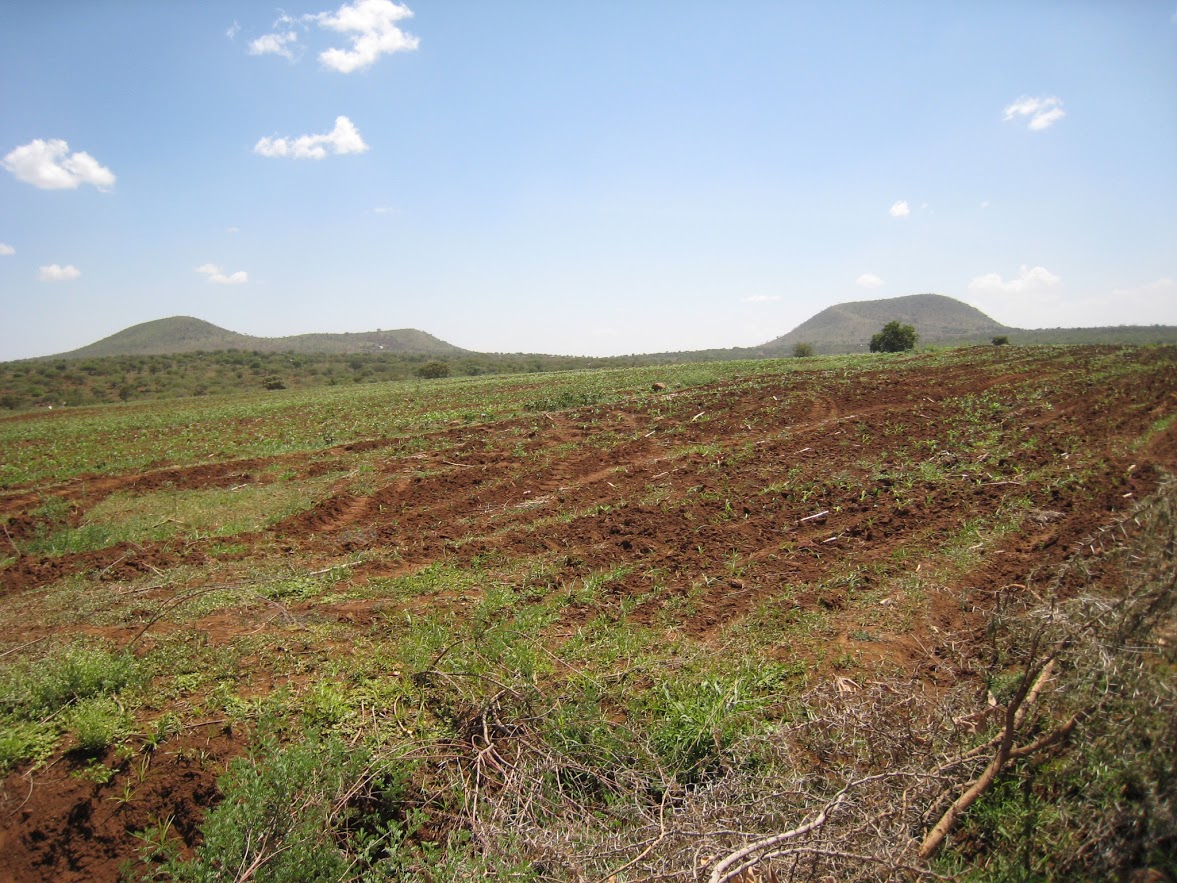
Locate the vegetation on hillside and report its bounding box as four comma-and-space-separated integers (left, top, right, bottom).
0, 349, 642, 411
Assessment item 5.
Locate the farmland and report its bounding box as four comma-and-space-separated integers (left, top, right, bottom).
1, 345, 1175, 881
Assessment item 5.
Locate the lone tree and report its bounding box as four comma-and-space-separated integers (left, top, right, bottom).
869, 321, 918, 353
792, 342, 815, 358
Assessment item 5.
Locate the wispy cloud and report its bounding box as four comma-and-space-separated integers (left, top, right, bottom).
0, 243, 14, 256
741, 294, 781, 303
249, 29, 300, 60
889, 200, 910, 218
1003, 95, 1066, 131
312, 0, 419, 73
969, 265, 1060, 294
254, 116, 369, 159
196, 263, 248, 285
856, 273, 884, 289
3, 139, 116, 191
226, 20, 241, 39
247, 1, 419, 73
1112, 277, 1176, 300
38, 264, 81, 282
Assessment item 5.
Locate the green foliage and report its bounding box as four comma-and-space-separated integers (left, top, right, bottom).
0, 645, 141, 769
415, 360, 451, 379
992, 335, 1010, 346
642, 678, 760, 780
68, 695, 130, 754
869, 320, 919, 353
792, 342, 815, 358
0, 721, 57, 771
163, 729, 412, 882
0, 645, 141, 721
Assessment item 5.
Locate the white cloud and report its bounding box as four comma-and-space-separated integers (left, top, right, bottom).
38, 264, 81, 282
196, 263, 248, 285
889, 200, 910, 218
249, 30, 300, 60
254, 115, 369, 159
226, 20, 241, 39
969, 265, 1061, 293
0, 243, 14, 255
1003, 95, 1066, 131
226, 226, 240, 234
856, 273, 884, 289
371, 205, 399, 214
741, 294, 781, 303
2, 139, 116, 191
312, 0, 419, 73
1112, 277, 1176, 300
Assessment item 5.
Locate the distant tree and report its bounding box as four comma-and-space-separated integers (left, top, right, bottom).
262, 376, 286, 390
416, 360, 451, 379
992, 335, 1010, 347
870, 321, 918, 353
792, 342, 816, 358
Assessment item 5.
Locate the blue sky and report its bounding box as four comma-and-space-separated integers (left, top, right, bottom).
2, 1, 1175, 361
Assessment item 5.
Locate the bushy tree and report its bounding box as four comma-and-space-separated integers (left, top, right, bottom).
869, 321, 918, 353
992, 335, 1010, 346
415, 360, 451, 379
792, 342, 815, 358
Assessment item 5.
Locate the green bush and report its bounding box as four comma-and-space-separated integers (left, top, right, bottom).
68, 695, 129, 754
415, 360, 451, 379
163, 730, 413, 882
792, 342, 815, 358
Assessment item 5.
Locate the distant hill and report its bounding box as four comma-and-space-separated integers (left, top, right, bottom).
57, 317, 468, 358
757, 294, 1177, 354
759, 293, 1010, 354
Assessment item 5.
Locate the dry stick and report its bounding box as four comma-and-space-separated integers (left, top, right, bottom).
122, 584, 240, 651
2, 522, 21, 557
707, 783, 851, 883
0, 634, 50, 659
937, 658, 1058, 772
919, 645, 1055, 860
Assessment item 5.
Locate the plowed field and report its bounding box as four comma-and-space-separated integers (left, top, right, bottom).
1, 345, 1175, 881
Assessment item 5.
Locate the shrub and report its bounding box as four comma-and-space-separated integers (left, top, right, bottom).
992, 335, 1010, 346
869, 321, 918, 353
415, 360, 451, 379
792, 342, 815, 358
163, 730, 412, 882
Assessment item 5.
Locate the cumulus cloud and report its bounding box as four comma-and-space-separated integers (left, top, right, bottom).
3, 139, 116, 191
312, 0, 419, 73
196, 263, 248, 285
38, 264, 81, 282
1004, 95, 1066, 131
889, 200, 910, 218
856, 273, 884, 289
741, 294, 781, 303
249, 30, 300, 60
254, 115, 369, 159
969, 265, 1061, 293
0, 243, 14, 255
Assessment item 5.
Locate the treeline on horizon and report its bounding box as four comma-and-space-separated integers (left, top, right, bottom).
0, 347, 749, 411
